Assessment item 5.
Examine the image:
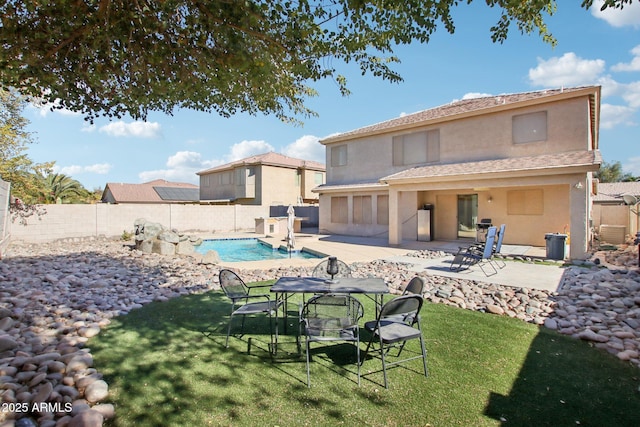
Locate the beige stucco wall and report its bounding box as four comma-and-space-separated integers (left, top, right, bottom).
9, 204, 268, 243
318, 174, 592, 257
324, 97, 592, 186
200, 165, 323, 206
318, 190, 389, 237
261, 166, 299, 206
318, 92, 597, 258
593, 204, 639, 237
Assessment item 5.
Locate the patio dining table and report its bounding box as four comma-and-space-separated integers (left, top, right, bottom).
270, 276, 389, 350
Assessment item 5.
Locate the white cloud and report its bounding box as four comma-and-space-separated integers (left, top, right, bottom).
282, 135, 325, 163
98, 121, 162, 138
226, 140, 275, 161
81, 124, 96, 133
462, 92, 493, 100
623, 156, 640, 176
54, 163, 112, 176
591, 0, 640, 28
600, 103, 637, 129
528, 52, 606, 87
622, 81, 640, 108
612, 45, 640, 72
138, 151, 219, 184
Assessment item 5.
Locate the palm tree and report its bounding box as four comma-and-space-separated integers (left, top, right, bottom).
38, 173, 87, 204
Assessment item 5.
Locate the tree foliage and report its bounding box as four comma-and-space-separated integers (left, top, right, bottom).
595, 161, 638, 183
37, 173, 91, 204
0, 88, 54, 202
3, 0, 628, 123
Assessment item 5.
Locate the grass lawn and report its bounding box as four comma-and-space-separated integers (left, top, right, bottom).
89, 285, 640, 426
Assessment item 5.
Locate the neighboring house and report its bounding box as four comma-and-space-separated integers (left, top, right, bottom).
197, 152, 325, 206
314, 86, 602, 259
592, 181, 640, 244
101, 179, 199, 204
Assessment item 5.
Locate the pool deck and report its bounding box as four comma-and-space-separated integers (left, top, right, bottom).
203, 230, 565, 292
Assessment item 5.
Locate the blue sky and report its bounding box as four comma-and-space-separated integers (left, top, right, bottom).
23, 1, 640, 190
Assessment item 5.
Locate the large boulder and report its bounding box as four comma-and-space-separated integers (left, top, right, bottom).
133, 219, 197, 257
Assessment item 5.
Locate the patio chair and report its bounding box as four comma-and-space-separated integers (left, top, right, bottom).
299, 294, 364, 387
449, 226, 498, 276
492, 224, 507, 269
219, 269, 280, 351
361, 294, 428, 389
311, 257, 352, 280
402, 276, 425, 296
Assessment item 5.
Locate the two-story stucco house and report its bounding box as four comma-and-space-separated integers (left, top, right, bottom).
314, 86, 602, 259
197, 152, 325, 206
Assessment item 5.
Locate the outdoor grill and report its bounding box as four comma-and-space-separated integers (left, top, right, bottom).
476, 218, 492, 242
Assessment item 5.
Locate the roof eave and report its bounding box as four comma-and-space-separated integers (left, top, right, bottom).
383, 163, 601, 185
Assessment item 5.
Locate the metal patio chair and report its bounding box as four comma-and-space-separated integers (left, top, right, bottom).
299, 293, 364, 387
311, 257, 352, 280
361, 294, 428, 389
219, 269, 280, 351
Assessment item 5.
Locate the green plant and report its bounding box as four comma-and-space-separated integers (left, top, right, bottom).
90, 290, 640, 426
120, 230, 133, 241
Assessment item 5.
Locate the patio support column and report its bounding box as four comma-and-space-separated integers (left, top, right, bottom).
389, 188, 401, 246
569, 177, 589, 260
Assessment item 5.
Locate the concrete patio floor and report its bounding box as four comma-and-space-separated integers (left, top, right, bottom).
211, 231, 566, 293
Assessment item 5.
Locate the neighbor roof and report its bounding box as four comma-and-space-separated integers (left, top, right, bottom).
321, 86, 600, 146
593, 181, 640, 203
102, 179, 199, 203
196, 152, 325, 175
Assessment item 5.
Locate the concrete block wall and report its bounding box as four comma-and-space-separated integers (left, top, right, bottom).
9, 204, 269, 243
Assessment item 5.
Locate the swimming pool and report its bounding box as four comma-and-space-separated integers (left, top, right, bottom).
194, 238, 322, 262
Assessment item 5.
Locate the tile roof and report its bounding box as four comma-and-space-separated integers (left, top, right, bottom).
594, 181, 640, 202
382, 150, 602, 183
321, 86, 599, 144
196, 151, 325, 175
103, 180, 198, 203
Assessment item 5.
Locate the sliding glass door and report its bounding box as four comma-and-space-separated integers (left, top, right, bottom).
457, 194, 478, 239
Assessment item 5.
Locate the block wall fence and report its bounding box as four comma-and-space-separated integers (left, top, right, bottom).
8, 204, 270, 243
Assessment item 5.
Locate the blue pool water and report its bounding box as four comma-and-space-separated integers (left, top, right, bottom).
194, 238, 321, 262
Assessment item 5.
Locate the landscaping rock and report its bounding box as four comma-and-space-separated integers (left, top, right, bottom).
1, 240, 638, 427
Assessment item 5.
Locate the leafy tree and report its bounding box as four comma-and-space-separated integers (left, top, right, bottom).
37, 173, 89, 204
595, 161, 638, 183
0, 88, 54, 203
1, 0, 630, 123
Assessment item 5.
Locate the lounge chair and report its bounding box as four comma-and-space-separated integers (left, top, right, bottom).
449, 226, 498, 276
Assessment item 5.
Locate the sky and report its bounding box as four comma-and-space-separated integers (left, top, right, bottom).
22, 1, 640, 191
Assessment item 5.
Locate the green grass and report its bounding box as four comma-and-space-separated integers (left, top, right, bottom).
90, 287, 640, 426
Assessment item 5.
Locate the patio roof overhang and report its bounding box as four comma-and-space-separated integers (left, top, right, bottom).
380, 150, 602, 186
312, 181, 388, 194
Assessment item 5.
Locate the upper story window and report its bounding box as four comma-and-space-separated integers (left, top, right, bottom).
314, 172, 324, 185
331, 144, 347, 167
220, 171, 233, 185
392, 130, 440, 166
235, 168, 246, 185
512, 111, 547, 144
